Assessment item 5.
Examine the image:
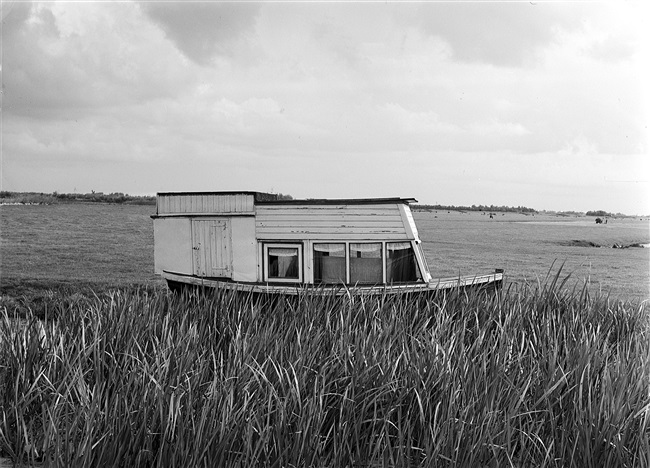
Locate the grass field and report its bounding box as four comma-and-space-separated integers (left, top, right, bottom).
1, 203, 649, 467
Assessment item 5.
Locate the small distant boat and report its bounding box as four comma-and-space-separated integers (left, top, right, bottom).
151, 192, 503, 296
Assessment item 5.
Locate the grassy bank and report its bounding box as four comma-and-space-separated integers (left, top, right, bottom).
0, 191, 155, 205
0, 281, 648, 467
0, 278, 165, 321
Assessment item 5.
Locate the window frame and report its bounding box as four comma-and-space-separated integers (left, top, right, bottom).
262, 243, 304, 283
306, 240, 429, 285
412, 241, 431, 282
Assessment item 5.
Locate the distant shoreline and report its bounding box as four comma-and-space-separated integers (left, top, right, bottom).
1, 191, 646, 217
411, 205, 648, 219
0, 191, 155, 206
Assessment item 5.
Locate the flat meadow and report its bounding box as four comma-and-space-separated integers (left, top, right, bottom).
0, 203, 649, 467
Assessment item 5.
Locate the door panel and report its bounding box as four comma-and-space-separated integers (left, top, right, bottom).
192, 219, 232, 277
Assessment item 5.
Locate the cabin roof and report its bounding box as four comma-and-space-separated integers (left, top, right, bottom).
157, 191, 277, 201
257, 197, 418, 206
156, 191, 417, 205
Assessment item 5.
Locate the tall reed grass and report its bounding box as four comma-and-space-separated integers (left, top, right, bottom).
1, 277, 648, 467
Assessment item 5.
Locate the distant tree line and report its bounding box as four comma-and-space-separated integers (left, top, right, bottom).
414, 203, 537, 213
0, 191, 156, 205
585, 210, 612, 217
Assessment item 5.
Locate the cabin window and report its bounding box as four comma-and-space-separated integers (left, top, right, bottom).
349, 243, 383, 284
313, 243, 346, 283
264, 244, 303, 283
386, 242, 422, 283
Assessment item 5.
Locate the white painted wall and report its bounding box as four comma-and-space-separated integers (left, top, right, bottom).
153, 217, 193, 275
230, 217, 257, 282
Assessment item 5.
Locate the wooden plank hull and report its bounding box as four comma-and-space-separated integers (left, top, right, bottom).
161, 270, 504, 297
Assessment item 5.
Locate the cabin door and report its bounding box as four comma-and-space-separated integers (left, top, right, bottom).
191, 219, 232, 278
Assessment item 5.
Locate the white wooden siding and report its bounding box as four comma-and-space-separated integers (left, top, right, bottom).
255, 204, 412, 240
230, 217, 257, 282
157, 193, 255, 215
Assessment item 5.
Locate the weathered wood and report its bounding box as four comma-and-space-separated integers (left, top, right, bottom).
162, 270, 504, 296
255, 212, 402, 220
192, 219, 232, 277
153, 191, 505, 294
257, 205, 400, 213
256, 197, 417, 206
256, 230, 409, 241
256, 220, 405, 228
255, 204, 410, 240
157, 193, 255, 215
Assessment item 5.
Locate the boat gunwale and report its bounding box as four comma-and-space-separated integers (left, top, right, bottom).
161, 270, 504, 296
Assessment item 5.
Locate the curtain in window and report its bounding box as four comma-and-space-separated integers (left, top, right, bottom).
350, 243, 382, 255
272, 248, 299, 257
350, 243, 382, 283
268, 248, 298, 278
314, 244, 345, 254
314, 243, 345, 283
386, 242, 420, 283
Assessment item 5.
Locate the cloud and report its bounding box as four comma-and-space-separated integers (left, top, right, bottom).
412, 2, 582, 67
587, 36, 636, 63
381, 103, 460, 135
140, 2, 261, 65
559, 135, 598, 157
2, 2, 647, 214
1, 0, 32, 35
2, 2, 197, 118
469, 120, 531, 137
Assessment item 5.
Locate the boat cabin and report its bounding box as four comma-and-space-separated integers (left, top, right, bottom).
151, 191, 433, 289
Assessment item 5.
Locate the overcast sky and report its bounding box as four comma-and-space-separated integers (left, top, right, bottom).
2, 1, 648, 214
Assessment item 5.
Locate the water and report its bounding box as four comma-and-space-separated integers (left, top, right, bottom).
414, 210, 650, 301
0, 203, 157, 286
1, 204, 648, 301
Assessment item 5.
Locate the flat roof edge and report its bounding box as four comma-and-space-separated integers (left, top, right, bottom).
157, 191, 277, 200
256, 197, 418, 206
156, 192, 417, 205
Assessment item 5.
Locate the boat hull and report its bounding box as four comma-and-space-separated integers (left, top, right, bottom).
162, 270, 504, 297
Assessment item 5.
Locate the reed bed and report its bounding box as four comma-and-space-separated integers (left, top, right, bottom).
1, 277, 648, 467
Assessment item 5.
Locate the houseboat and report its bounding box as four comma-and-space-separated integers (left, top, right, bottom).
151, 191, 503, 295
